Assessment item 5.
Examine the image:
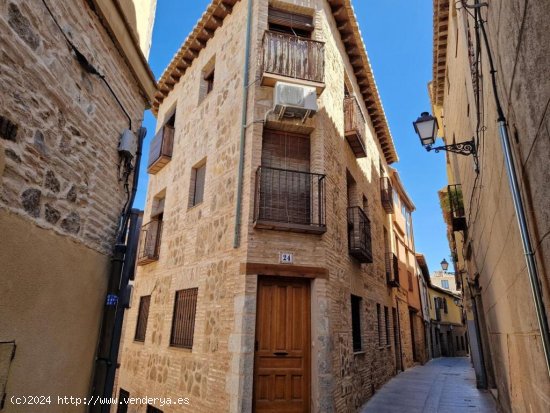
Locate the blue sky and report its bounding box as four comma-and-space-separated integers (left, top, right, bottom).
135, 0, 451, 273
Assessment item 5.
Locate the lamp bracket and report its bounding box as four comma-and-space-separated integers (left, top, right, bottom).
426, 138, 480, 173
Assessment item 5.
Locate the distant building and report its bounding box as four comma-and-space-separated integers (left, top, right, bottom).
431, 270, 459, 294
0, 0, 156, 409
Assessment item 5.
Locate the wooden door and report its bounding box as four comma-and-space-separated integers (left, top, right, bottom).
254, 277, 311, 413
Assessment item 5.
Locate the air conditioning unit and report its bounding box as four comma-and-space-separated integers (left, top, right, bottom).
274, 82, 318, 120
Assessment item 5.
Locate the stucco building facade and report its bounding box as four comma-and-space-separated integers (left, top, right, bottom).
0, 0, 156, 411
430, 0, 550, 411
116, 0, 426, 412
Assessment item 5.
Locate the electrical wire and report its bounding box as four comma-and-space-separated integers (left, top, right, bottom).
40, 0, 132, 130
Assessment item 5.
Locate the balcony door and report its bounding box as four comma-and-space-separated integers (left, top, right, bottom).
260, 130, 311, 225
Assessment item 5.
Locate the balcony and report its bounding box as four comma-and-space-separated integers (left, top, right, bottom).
147, 125, 175, 174
344, 96, 367, 158
254, 166, 326, 234
347, 207, 372, 263
448, 184, 466, 231
137, 220, 163, 265
261, 31, 325, 93
385, 252, 399, 287
380, 177, 394, 214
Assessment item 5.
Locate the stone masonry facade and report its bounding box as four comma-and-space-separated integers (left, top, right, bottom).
0, 0, 153, 410
117, 1, 428, 412
431, 1, 550, 411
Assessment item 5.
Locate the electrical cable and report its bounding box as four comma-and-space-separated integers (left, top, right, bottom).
40, 0, 132, 130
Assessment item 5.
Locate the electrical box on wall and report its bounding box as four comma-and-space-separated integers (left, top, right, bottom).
118, 129, 137, 159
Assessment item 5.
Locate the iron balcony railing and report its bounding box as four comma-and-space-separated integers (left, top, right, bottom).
262, 31, 325, 84
254, 166, 326, 234
347, 207, 373, 263
344, 96, 367, 158
448, 184, 466, 231
385, 252, 400, 287
147, 125, 175, 174
137, 220, 163, 265
380, 177, 394, 214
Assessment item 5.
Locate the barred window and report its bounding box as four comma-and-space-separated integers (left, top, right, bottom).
146, 405, 163, 413
351, 295, 362, 352
384, 306, 390, 345
116, 389, 129, 413
377, 304, 382, 346
170, 288, 198, 349
134, 295, 151, 342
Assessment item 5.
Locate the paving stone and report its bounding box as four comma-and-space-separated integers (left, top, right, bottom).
359, 357, 497, 413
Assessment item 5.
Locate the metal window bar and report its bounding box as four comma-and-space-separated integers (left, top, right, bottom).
134, 296, 150, 342
347, 206, 373, 263
380, 177, 394, 213
254, 166, 326, 231
137, 220, 163, 264
262, 31, 325, 83
170, 288, 198, 349
385, 252, 400, 287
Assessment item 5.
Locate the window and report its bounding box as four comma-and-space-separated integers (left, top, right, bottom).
116, 389, 130, 413
134, 295, 151, 342
189, 161, 206, 207
268, 6, 313, 38
170, 288, 198, 349
377, 304, 382, 346
199, 56, 215, 102
408, 271, 413, 292
443, 298, 448, 314
384, 306, 390, 345
146, 405, 163, 413
441, 280, 450, 289
351, 295, 362, 351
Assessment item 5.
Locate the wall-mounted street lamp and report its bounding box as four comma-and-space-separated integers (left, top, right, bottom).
413, 112, 479, 172
440, 258, 449, 272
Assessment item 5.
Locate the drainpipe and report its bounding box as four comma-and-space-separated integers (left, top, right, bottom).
90, 127, 145, 411
471, 0, 550, 376
233, 0, 254, 248
468, 280, 488, 388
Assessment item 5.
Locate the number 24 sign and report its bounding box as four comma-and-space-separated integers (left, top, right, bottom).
279, 252, 294, 264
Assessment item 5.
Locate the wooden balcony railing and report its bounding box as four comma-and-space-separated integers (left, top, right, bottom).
147, 125, 174, 174
254, 166, 326, 234
137, 220, 163, 265
385, 252, 400, 287
380, 177, 394, 214
347, 207, 372, 263
448, 184, 466, 232
344, 96, 367, 158
261, 31, 325, 87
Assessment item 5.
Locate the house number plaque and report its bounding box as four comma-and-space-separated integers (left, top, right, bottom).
279, 252, 294, 264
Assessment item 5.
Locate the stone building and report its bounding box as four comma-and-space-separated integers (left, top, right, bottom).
431, 270, 459, 294
116, 1, 423, 412
429, 0, 550, 411
0, 0, 156, 410
427, 284, 468, 358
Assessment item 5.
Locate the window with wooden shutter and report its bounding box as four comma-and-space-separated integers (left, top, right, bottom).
377, 303, 382, 346
134, 295, 151, 342
443, 298, 448, 313
170, 288, 198, 349
384, 306, 390, 345
350, 295, 362, 351
116, 389, 130, 413
189, 162, 206, 208
268, 7, 314, 37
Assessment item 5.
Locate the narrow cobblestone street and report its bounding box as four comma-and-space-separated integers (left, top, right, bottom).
360, 358, 497, 413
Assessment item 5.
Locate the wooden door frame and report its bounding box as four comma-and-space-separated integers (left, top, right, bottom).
252, 275, 312, 413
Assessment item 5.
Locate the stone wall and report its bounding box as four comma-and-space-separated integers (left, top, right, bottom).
0, 0, 151, 411
434, 1, 550, 411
